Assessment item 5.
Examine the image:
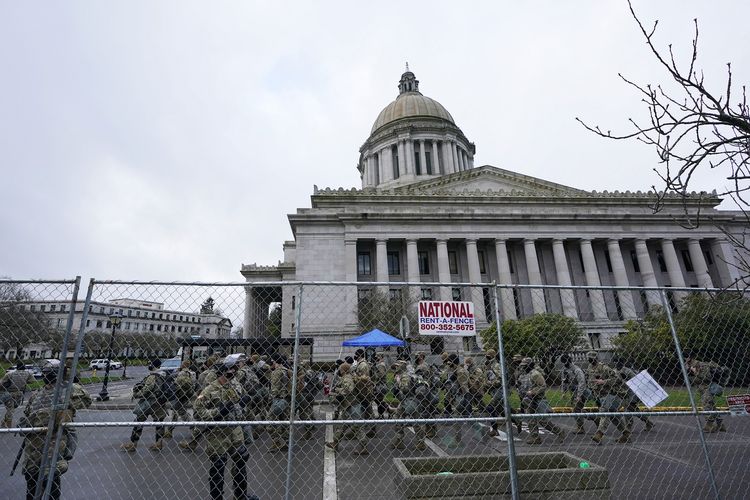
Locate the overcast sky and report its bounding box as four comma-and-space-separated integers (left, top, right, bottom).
1, 1, 748, 284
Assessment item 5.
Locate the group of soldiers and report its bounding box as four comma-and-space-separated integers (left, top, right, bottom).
324, 348, 730, 452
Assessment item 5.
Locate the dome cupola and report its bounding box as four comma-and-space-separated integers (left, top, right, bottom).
359, 65, 475, 190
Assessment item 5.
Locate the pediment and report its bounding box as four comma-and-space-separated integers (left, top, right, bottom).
392, 165, 587, 196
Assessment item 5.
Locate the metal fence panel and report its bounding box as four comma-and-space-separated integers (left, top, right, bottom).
2, 279, 748, 499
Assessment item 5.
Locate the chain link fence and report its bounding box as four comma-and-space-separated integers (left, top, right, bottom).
1, 278, 748, 499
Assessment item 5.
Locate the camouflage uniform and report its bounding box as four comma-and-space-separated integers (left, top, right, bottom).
167, 365, 197, 438
587, 354, 629, 444
179, 359, 219, 450
295, 361, 318, 439
465, 358, 486, 415
61, 382, 92, 461
391, 361, 427, 451
194, 375, 248, 500
236, 361, 262, 441
121, 367, 169, 451
484, 350, 505, 437
442, 355, 470, 443
688, 359, 726, 432
22, 381, 74, 500
1, 367, 32, 427
372, 357, 388, 418
561, 359, 590, 434
618, 364, 654, 432
518, 359, 565, 444
327, 363, 367, 454
267, 362, 291, 451
353, 355, 375, 437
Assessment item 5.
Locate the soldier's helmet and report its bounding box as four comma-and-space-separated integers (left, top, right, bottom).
447, 353, 460, 366
392, 360, 406, 372
215, 357, 239, 375
440, 352, 450, 362
339, 363, 352, 374
415, 351, 426, 360
355, 348, 365, 359
586, 351, 599, 362
485, 349, 497, 359
464, 357, 474, 366
560, 353, 571, 364
520, 357, 533, 366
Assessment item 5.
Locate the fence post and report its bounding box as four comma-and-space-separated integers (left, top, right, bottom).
284, 283, 305, 500
660, 290, 721, 499
492, 284, 520, 500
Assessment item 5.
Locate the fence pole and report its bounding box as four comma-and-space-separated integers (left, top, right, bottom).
284, 283, 305, 500
660, 290, 720, 500
31, 278, 80, 500
492, 284, 520, 500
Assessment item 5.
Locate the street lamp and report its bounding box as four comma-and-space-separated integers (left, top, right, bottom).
97, 311, 123, 401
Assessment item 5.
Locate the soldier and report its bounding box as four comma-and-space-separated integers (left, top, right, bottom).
326, 362, 368, 455
180, 355, 222, 451
587, 351, 630, 444
1, 360, 32, 428
353, 348, 375, 438
166, 360, 197, 439
20, 367, 76, 500
484, 349, 505, 437
121, 358, 169, 452
194, 358, 252, 500
372, 353, 389, 419
465, 357, 486, 415
236, 354, 262, 442
295, 360, 319, 440
267, 354, 291, 452
439, 352, 453, 417
510, 354, 525, 433
560, 353, 592, 434
614, 357, 654, 433
686, 354, 727, 433
518, 358, 566, 445
60, 366, 92, 462
442, 353, 470, 444
390, 360, 428, 451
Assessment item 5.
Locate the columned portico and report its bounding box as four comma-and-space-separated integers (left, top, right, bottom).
523, 239, 547, 314
552, 239, 578, 319
580, 239, 607, 320
607, 239, 637, 319
495, 239, 516, 320
688, 239, 714, 288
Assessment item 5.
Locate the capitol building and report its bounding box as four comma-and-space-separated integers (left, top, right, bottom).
241, 68, 746, 361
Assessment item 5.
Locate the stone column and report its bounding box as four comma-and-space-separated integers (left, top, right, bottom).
243, 285, 254, 338
367, 155, 375, 187
495, 239, 516, 320
417, 139, 426, 175
608, 239, 637, 319
451, 142, 460, 172
661, 238, 688, 305
523, 239, 547, 314
444, 141, 454, 173
436, 239, 451, 301
376, 239, 389, 291
405, 139, 415, 175
711, 239, 742, 287
345, 239, 359, 328
579, 239, 608, 320
465, 239, 487, 322
635, 238, 661, 307
406, 239, 421, 304
468, 154, 474, 169
552, 239, 578, 319
431, 139, 440, 174
688, 239, 714, 288
397, 140, 405, 179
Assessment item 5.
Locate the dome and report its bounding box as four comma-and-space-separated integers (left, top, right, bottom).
371, 92, 455, 134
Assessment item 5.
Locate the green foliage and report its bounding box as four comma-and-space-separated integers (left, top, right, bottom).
614, 293, 750, 385
266, 303, 282, 338
356, 288, 418, 340
480, 313, 585, 376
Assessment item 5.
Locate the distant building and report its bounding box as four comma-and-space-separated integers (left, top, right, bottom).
241, 68, 748, 361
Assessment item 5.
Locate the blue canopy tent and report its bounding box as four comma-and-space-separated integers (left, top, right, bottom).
341, 328, 405, 348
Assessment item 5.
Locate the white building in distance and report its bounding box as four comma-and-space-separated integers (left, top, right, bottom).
241, 69, 747, 361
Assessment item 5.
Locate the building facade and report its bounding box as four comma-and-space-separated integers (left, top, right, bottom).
241, 69, 747, 361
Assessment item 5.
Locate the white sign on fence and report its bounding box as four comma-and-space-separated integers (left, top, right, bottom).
418, 300, 476, 337
626, 370, 669, 408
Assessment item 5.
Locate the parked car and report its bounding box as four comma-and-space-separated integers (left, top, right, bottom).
6, 364, 42, 379
160, 357, 181, 375
89, 359, 122, 370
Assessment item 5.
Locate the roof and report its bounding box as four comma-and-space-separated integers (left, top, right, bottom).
371, 92, 455, 134
342, 328, 405, 347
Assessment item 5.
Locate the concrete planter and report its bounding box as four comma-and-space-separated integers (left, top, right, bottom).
393, 452, 610, 499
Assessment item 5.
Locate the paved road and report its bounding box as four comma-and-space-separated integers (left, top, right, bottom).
1, 406, 748, 499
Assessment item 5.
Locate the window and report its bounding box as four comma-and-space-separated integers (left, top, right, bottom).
50, 304, 56, 312
57, 319, 63, 328
426, 150, 433, 174
159, 313, 163, 319
589, 332, 601, 349
357, 252, 372, 275
478, 250, 486, 274
106, 321, 111, 328
292, 296, 296, 310
483, 288, 493, 321
705, 251, 713, 266
30, 305, 36, 312
41, 305, 46, 312
180, 315, 183, 321
421, 288, 433, 300
452, 288, 462, 301
656, 250, 667, 272
171, 326, 175, 332
178, 326, 182, 333
389, 289, 402, 301
681, 250, 694, 272
418, 251, 430, 275
604, 251, 613, 273
630, 250, 640, 273
387, 251, 400, 275
149, 324, 154, 331
392, 147, 400, 179
414, 151, 421, 174
86, 319, 90, 327
206, 328, 210, 335
357, 288, 372, 301
448, 251, 459, 274
125, 322, 130, 330
96, 320, 103, 328
157, 325, 162, 332
60, 305, 66, 313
